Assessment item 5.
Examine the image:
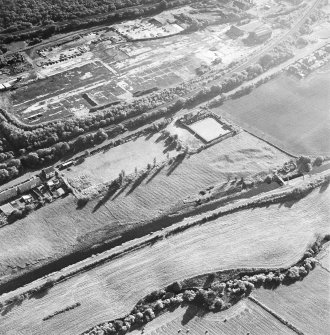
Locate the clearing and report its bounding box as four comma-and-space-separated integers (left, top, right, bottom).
0, 185, 328, 335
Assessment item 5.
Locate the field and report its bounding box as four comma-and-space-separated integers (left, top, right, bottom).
212, 64, 330, 156
0, 185, 328, 335
188, 117, 230, 142
0, 131, 291, 283
252, 266, 330, 335
130, 300, 296, 335
65, 134, 177, 187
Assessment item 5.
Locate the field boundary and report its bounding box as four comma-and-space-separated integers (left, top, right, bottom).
248, 296, 305, 335
244, 129, 297, 158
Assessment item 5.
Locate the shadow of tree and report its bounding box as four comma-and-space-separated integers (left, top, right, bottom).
1, 298, 23, 316
93, 186, 119, 212
111, 180, 132, 201
167, 154, 186, 176
319, 179, 330, 193
126, 172, 149, 196
181, 304, 199, 326
203, 273, 216, 289
146, 165, 165, 184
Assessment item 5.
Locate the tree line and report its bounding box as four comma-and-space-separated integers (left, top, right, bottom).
0, 0, 192, 44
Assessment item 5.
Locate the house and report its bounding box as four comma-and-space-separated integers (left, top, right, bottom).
0, 203, 15, 216
0, 187, 18, 204
42, 166, 56, 179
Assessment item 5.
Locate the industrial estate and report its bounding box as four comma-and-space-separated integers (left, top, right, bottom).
0, 0, 329, 334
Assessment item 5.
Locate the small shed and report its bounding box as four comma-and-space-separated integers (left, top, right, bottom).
0, 203, 15, 216
55, 188, 65, 197
21, 194, 33, 203
59, 161, 73, 170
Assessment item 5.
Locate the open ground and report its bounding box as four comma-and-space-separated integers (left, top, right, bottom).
0, 184, 328, 335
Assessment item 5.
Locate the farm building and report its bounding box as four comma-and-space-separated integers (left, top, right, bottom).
0, 203, 15, 216
248, 26, 272, 43
0, 82, 11, 91
41, 166, 56, 179
59, 161, 73, 170
17, 177, 42, 193
227, 20, 272, 43
233, 0, 254, 10
226, 25, 245, 38
148, 17, 168, 27
0, 187, 18, 204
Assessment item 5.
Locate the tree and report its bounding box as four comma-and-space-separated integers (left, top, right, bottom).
0, 168, 9, 182
24, 152, 39, 167
314, 156, 324, 167
183, 290, 196, 302
258, 53, 273, 70
95, 128, 108, 143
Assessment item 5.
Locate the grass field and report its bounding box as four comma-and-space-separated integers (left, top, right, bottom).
0, 185, 328, 335
65, 134, 177, 188
130, 300, 296, 335
212, 64, 330, 156
252, 266, 330, 335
